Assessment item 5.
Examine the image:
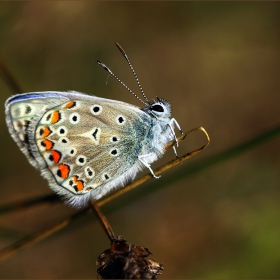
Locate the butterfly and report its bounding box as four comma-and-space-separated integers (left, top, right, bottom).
5, 43, 182, 208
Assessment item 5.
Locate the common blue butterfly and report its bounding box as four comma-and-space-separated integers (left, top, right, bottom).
5, 44, 182, 208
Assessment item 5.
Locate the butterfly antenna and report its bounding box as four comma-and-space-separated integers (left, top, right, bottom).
97, 60, 147, 106
116, 43, 149, 103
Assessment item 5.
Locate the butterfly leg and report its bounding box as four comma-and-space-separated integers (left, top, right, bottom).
138, 154, 161, 179
168, 118, 183, 147
168, 118, 183, 157
173, 146, 178, 158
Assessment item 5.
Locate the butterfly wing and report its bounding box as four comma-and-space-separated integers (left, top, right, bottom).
6, 91, 152, 206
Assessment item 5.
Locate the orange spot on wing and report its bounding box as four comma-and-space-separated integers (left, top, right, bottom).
51, 150, 61, 163
73, 176, 84, 192
58, 164, 70, 179
43, 139, 53, 150
42, 126, 51, 137
65, 101, 76, 109
76, 181, 84, 191
51, 111, 60, 124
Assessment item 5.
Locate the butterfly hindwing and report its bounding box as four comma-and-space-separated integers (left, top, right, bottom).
6, 91, 152, 204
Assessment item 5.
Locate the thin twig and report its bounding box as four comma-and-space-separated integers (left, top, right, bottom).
0, 194, 60, 215
89, 199, 115, 242
0, 57, 23, 93
0, 207, 91, 261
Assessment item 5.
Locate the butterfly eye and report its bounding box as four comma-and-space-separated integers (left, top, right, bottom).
151, 104, 164, 112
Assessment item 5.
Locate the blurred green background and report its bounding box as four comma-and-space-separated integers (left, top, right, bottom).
0, 2, 280, 278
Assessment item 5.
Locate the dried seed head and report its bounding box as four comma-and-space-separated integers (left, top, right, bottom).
97, 236, 164, 279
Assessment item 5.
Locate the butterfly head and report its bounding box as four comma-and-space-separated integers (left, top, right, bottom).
143, 97, 171, 119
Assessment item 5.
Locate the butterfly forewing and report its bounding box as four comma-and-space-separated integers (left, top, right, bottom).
6, 94, 69, 168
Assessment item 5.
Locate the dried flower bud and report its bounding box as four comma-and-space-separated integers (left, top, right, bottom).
97, 236, 164, 279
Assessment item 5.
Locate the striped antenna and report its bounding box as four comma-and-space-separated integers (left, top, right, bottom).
116, 43, 149, 103
97, 60, 147, 106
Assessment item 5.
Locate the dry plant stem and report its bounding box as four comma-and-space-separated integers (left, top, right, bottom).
0, 207, 90, 262
0, 194, 60, 215
0, 57, 23, 93
89, 198, 115, 242
0, 126, 208, 261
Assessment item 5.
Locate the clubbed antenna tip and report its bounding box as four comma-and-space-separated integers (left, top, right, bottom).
97, 60, 113, 75
116, 42, 126, 57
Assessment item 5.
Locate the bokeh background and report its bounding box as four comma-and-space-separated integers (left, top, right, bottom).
0, 2, 280, 278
